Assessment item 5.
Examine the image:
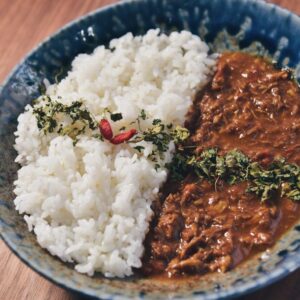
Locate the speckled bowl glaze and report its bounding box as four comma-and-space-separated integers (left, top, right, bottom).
1, 0, 300, 299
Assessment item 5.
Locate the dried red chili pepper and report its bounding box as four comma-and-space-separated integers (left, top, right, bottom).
99, 119, 113, 140
110, 129, 137, 144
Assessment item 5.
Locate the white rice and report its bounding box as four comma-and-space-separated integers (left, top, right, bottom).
13, 29, 215, 277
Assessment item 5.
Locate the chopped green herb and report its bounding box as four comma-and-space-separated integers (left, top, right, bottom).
152, 119, 162, 126
32, 100, 300, 202
155, 163, 161, 171
133, 145, 145, 153
171, 126, 190, 144
167, 148, 300, 202
129, 118, 191, 163
139, 109, 147, 120
33, 97, 97, 141
165, 152, 189, 180
110, 113, 123, 122
142, 123, 172, 153
92, 133, 104, 141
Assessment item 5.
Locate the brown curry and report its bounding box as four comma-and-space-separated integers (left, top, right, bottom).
141, 52, 300, 278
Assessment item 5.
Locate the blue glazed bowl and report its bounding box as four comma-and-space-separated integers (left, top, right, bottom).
1, 0, 300, 299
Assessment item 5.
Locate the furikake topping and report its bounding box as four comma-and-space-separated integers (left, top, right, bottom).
32, 98, 189, 151
129, 116, 190, 161
110, 112, 123, 122
32, 97, 97, 143
167, 148, 300, 202
32, 98, 300, 202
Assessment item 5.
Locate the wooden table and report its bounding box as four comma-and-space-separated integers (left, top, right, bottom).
1, 0, 300, 299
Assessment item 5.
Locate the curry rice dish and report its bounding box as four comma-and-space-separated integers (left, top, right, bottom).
13, 30, 300, 279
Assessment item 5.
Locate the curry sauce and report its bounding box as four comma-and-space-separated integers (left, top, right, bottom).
141, 52, 300, 278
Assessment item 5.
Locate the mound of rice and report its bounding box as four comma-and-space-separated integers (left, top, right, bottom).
14, 29, 215, 277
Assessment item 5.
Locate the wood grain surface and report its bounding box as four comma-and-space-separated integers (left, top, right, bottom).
0, 1, 300, 299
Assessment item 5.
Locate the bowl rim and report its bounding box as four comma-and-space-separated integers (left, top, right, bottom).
1, 0, 300, 299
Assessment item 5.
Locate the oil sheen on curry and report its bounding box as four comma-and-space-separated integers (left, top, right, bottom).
141, 52, 300, 278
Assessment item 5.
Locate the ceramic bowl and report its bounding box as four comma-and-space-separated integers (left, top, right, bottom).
1, 0, 300, 299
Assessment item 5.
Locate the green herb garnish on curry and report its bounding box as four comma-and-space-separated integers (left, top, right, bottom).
167, 148, 300, 202
33, 97, 300, 203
